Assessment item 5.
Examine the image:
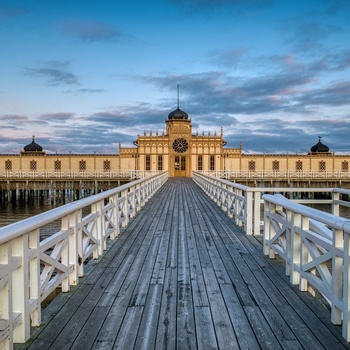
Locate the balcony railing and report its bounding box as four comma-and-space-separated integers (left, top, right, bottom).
0, 170, 162, 180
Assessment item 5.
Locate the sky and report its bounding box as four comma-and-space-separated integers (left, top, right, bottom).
0, 0, 350, 155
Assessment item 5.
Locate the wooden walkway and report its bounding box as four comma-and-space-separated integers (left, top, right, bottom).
16, 178, 350, 349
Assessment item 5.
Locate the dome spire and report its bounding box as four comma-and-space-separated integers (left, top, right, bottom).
177, 84, 180, 109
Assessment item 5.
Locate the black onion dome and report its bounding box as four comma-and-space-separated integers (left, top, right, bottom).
168, 107, 188, 120
310, 137, 329, 153
24, 136, 43, 152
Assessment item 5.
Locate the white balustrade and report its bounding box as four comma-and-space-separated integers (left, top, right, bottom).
0, 171, 167, 349
0, 170, 162, 180
263, 193, 350, 341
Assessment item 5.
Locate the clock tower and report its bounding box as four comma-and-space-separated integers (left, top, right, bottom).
166, 107, 192, 177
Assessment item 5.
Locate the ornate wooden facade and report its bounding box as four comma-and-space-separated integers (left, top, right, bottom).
1, 107, 350, 179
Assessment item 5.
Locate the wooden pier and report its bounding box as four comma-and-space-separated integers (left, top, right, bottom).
16, 178, 350, 349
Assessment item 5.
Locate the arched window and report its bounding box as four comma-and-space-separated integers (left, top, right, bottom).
249, 160, 255, 171
5, 160, 12, 171
342, 161, 349, 172
104, 160, 111, 171
146, 155, 151, 170
79, 160, 86, 171
54, 160, 61, 171
319, 161, 326, 171
198, 155, 203, 171
210, 155, 215, 170
30, 160, 37, 171
296, 160, 303, 171
158, 155, 163, 170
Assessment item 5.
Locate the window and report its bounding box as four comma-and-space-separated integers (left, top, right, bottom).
79, 160, 86, 171
30, 160, 37, 171
249, 160, 255, 171
146, 155, 151, 171
296, 161, 303, 171
198, 155, 203, 171
181, 156, 186, 171
319, 161, 326, 171
210, 155, 215, 171
104, 160, 111, 171
54, 160, 61, 171
342, 161, 349, 172
5, 160, 12, 171
158, 156, 163, 171
272, 160, 279, 171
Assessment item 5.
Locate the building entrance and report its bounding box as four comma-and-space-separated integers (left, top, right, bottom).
174, 156, 186, 176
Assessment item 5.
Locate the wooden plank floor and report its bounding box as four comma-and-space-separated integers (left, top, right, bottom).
16, 178, 350, 349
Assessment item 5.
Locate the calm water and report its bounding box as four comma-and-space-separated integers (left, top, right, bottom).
1, 195, 350, 230
0, 191, 88, 229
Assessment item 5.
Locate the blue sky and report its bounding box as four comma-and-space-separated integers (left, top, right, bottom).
1, 0, 350, 154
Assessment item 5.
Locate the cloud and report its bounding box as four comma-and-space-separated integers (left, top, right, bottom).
65, 88, 105, 95
0, 5, 30, 20
24, 61, 79, 86
58, 19, 123, 42
39, 113, 75, 123
171, 0, 274, 14
283, 21, 343, 53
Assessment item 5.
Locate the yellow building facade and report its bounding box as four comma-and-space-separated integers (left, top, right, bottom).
1, 106, 350, 178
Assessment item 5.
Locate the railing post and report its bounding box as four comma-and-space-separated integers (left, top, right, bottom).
290, 212, 302, 285
331, 228, 343, 325
235, 188, 243, 227
245, 190, 253, 235
12, 235, 30, 343
61, 213, 79, 288
342, 231, 350, 341
29, 229, 40, 327
253, 191, 261, 235
263, 200, 273, 256
91, 200, 104, 258
109, 194, 120, 239
0, 242, 12, 348
332, 191, 340, 216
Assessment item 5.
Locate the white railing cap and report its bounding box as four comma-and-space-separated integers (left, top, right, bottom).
263, 193, 350, 234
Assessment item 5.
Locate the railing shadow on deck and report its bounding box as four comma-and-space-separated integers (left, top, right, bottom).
0, 171, 167, 349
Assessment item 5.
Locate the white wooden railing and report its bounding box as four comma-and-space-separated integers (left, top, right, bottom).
193, 171, 350, 236
0, 170, 161, 180
263, 192, 350, 341
200, 170, 350, 180
0, 171, 168, 349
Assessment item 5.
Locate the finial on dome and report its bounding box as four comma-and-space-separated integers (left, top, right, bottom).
177, 84, 180, 109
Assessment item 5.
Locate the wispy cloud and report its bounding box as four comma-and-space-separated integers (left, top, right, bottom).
24, 61, 79, 86
65, 88, 105, 95
58, 19, 123, 42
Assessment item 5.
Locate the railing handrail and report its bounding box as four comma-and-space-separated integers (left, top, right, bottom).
198, 169, 350, 179
0, 169, 162, 179
263, 193, 350, 234
0, 173, 164, 244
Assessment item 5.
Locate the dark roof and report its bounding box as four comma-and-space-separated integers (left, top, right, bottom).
24, 136, 43, 152
168, 107, 188, 120
310, 137, 329, 153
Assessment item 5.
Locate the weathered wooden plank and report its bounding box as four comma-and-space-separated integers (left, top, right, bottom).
155, 267, 178, 350
134, 284, 163, 350
220, 284, 260, 349
177, 199, 196, 350
202, 267, 239, 349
